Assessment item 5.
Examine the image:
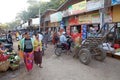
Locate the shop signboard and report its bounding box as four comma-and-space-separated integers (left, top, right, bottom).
62, 9, 69, 17
60, 21, 65, 29
68, 1, 87, 15
68, 16, 79, 26
50, 12, 63, 23
91, 13, 100, 23
104, 13, 112, 23
32, 18, 39, 26
82, 25, 87, 40
91, 13, 112, 23
112, 0, 120, 5
79, 14, 92, 24
87, 0, 104, 11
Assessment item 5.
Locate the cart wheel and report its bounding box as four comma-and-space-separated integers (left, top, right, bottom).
79, 49, 91, 65
95, 48, 106, 61
54, 48, 62, 56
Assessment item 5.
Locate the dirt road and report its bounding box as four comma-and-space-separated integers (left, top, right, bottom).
1, 42, 120, 80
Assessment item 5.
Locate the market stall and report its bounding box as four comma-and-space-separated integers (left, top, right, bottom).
0, 38, 20, 72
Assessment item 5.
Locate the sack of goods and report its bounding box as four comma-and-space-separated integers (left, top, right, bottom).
102, 43, 115, 54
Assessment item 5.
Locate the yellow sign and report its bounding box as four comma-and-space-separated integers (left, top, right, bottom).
72, 1, 86, 11
79, 14, 92, 24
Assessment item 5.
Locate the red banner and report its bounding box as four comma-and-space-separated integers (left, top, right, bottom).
68, 17, 79, 26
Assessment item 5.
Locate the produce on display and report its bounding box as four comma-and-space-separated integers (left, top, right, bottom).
0, 50, 20, 72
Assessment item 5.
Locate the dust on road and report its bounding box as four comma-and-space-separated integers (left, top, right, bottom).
1, 42, 120, 80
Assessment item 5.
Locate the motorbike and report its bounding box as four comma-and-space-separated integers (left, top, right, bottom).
54, 36, 74, 56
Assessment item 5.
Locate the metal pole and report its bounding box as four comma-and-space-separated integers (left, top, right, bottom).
100, 0, 105, 35
100, 9, 104, 28
44, 21, 46, 32
39, 9, 41, 32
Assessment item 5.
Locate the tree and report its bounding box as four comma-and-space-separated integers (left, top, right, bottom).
7, 20, 21, 30
16, 11, 30, 21
0, 23, 8, 29
16, 0, 66, 21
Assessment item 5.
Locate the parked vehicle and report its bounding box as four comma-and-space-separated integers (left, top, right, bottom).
54, 36, 74, 56
75, 24, 116, 65
0, 34, 7, 42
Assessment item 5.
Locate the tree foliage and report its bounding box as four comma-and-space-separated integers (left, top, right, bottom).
7, 20, 21, 30
7, 0, 66, 29
0, 23, 8, 29
16, 0, 66, 21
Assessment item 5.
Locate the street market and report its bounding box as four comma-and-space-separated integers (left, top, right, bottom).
0, 0, 120, 80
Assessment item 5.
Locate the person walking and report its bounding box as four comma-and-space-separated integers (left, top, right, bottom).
6, 31, 13, 45
6, 31, 13, 52
38, 32, 43, 41
20, 32, 34, 72
43, 31, 49, 48
52, 32, 59, 45
34, 33, 43, 68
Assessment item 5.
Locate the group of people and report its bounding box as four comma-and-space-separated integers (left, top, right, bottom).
18, 32, 44, 72
0, 30, 72, 72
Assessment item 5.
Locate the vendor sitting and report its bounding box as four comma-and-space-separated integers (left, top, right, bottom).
0, 42, 7, 54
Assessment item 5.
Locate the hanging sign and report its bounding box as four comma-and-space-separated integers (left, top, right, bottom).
79, 14, 92, 24
68, 16, 79, 26
32, 18, 39, 26
87, 0, 104, 11
50, 12, 63, 23
60, 21, 65, 29
68, 1, 87, 15
91, 13, 100, 23
62, 10, 69, 17
82, 25, 87, 40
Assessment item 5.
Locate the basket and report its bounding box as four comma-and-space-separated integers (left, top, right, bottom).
14, 60, 20, 64
10, 64, 19, 71
0, 61, 10, 72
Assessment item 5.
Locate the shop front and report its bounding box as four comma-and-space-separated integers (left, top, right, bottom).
50, 11, 63, 33
67, 15, 81, 43
109, 4, 120, 57
111, 4, 120, 43
67, 9, 113, 44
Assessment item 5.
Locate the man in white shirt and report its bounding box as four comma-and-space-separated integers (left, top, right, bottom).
38, 32, 43, 41
60, 32, 68, 50
60, 32, 67, 44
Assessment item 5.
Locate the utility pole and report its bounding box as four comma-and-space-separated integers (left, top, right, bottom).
100, 0, 105, 29
39, 9, 41, 32
99, 0, 106, 35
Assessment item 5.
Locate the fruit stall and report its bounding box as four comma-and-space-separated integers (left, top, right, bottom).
0, 37, 20, 72
0, 48, 20, 72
